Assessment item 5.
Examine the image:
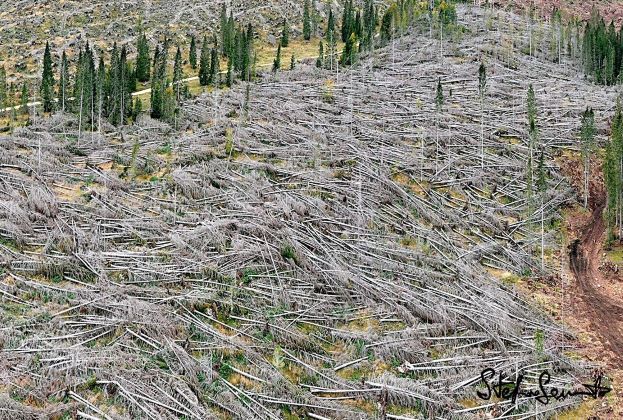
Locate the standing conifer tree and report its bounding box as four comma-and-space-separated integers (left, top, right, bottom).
325, 7, 337, 70
0, 66, 6, 117
20, 82, 29, 116
41, 41, 55, 113
173, 45, 184, 101
341, 33, 358, 65
273, 44, 282, 73
189, 35, 197, 69
136, 32, 151, 83
199, 36, 210, 86
536, 149, 547, 269
220, 5, 229, 56
478, 62, 487, 168
317, 41, 324, 68
341, 0, 353, 43
281, 19, 290, 47
604, 104, 622, 241
303, 0, 312, 41
435, 78, 444, 174
58, 50, 69, 113
96, 56, 105, 133
209, 42, 220, 86
580, 107, 596, 209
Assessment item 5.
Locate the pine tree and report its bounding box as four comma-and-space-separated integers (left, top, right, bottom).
0, 66, 6, 116
340, 33, 358, 65
354, 10, 363, 40
199, 36, 210, 86
380, 7, 394, 44
40, 41, 55, 113
220, 4, 229, 56
96, 56, 105, 132
290, 54, 296, 70
478, 62, 487, 168
362, 0, 376, 51
273, 44, 282, 73
281, 19, 290, 48
226, 13, 235, 58
20, 82, 29, 116
209, 44, 219, 86
316, 41, 324, 68
189, 35, 197, 69
226, 57, 233, 87
173, 45, 184, 101
435, 78, 444, 174
243, 24, 254, 81
136, 32, 151, 83
118, 45, 131, 126
303, 0, 312, 41
325, 7, 337, 70
341, 0, 353, 43
58, 50, 69, 112
580, 107, 596, 208
132, 97, 143, 121
604, 101, 623, 241
536, 149, 547, 269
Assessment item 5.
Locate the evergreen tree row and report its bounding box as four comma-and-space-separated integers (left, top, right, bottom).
582, 10, 623, 85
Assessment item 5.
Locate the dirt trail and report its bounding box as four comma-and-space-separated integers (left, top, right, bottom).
568, 182, 623, 367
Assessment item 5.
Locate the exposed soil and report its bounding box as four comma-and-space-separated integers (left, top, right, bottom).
568, 183, 623, 367
556, 153, 623, 417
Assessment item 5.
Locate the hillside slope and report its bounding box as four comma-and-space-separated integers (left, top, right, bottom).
0, 5, 619, 420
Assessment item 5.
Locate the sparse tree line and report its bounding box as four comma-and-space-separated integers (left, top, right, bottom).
0, 0, 464, 131
581, 10, 623, 86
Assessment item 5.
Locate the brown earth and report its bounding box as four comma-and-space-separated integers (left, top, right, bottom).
555, 152, 623, 417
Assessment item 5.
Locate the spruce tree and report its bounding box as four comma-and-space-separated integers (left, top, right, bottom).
136, 32, 151, 83
290, 54, 296, 70
0, 66, 6, 116
325, 7, 337, 70
341, 0, 353, 43
226, 13, 235, 58
41, 41, 55, 113
199, 36, 210, 86
220, 4, 229, 56
189, 35, 197, 69
281, 19, 290, 48
340, 33, 358, 65
209, 44, 219, 86
303, 0, 312, 41
150, 44, 164, 119
604, 104, 622, 241
226, 57, 233, 87
580, 107, 596, 208
316, 41, 324, 68
536, 149, 547, 269
362, 0, 375, 51
118, 45, 131, 126
133, 97, 143, 121
58, 50, 69, 112
435, 78, 444, 174
478, 62, 487, 168
241, 24, 254, 81
20, 82, 29, 116
173, 45, 184, 101
273, 44, 282, 73
96, 56, 105, 132
380, 7, 394, 44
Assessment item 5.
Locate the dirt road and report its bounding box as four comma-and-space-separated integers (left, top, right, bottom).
568, 185, 623, 367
